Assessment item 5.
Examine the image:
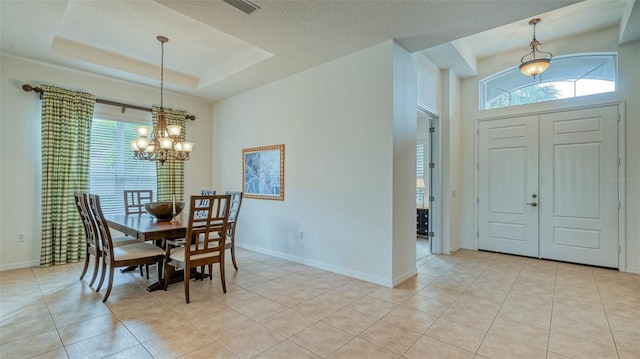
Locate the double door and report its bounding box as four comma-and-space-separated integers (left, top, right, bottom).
478, 105, 620, 268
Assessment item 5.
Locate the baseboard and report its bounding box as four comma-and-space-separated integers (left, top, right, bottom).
0, 260, 40, 272
392, 267, 418, 287
624, 266, 640, 274
236, 243, 394, 287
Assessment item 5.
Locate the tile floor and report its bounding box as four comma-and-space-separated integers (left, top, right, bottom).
1, 249, 639, 359
416, 237, 430, 263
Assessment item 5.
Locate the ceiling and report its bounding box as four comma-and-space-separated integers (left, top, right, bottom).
1, 0, 636, 102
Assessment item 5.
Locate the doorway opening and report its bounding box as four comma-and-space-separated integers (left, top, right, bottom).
417, 106, 440, 264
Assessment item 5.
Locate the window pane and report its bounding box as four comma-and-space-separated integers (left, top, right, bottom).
90, 118, 157, 215
416, 143, 424, 204
576, 79, 615, 96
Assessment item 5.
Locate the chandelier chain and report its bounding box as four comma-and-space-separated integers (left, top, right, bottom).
160, 39, 164, 109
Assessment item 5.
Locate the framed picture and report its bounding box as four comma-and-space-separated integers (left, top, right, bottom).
242, 144, 285, 200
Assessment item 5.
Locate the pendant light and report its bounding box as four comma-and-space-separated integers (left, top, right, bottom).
519, 18, 553, 78
131, 36, 194, 164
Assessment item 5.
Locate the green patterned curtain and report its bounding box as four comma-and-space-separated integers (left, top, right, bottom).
40, 85, 95, 266
152, 107, 186, 203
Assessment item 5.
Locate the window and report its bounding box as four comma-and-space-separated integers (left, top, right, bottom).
481, 53, 616, 110
90, 117, 157, 215
416, 143, 425, 205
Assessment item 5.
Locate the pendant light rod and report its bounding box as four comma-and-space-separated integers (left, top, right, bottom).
157, 35, 168, 110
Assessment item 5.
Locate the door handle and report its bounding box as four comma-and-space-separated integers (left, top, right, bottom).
526, 202, 538, 207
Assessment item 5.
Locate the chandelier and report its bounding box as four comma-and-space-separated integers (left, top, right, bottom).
130, 36, 194, 164
519, 18, 553, 78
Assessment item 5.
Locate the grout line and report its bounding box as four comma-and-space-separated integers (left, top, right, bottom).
594, 268, 623, 359
472, 253, 515, 355
545, 260, 558, 359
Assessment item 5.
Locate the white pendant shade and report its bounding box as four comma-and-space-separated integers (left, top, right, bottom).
519, 58, 551, 77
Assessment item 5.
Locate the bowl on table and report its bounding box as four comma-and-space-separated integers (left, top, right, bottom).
144, 201, 184, 220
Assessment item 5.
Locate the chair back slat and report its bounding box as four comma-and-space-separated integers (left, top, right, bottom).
124, 190, 153, 215
225, 191, 243, 224
186, 195, 230, 259
74, 192, 100, 251
195, 190, 216, 218
88, 194, 115, 260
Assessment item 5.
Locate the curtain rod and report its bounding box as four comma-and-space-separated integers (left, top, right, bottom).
22, 84, 196, 121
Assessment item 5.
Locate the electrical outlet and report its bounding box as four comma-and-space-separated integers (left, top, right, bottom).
17, 234, 25, 242
298, 231, 303, 240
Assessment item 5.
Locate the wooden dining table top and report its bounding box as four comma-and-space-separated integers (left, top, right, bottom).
105, 213, 187, 241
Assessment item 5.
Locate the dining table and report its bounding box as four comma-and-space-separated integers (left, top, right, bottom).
105, 212, 187, 242
105, 212, 200, 292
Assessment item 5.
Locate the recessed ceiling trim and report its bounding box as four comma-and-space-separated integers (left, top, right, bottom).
50, 36, 200, 90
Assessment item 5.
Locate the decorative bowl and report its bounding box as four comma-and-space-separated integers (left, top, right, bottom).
144, 201, 184, 220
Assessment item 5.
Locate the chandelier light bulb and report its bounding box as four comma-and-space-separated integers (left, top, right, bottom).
159, 137, 173, 150
136, 126, 150, 137
136, 138, 149, 150
167, 125, 182, 137
181, 142, 194, 153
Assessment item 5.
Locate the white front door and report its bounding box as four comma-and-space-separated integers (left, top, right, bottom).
539, 106, 619, 268
478, 116, 539, 257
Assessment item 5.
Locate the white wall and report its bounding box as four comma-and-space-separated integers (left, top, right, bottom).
416, 54, 441, 113
459, 27, 640, 273
213, 40, 417, 286
0, 55, 213, 270
441, 70, 462, 253
391, 42, 418, 284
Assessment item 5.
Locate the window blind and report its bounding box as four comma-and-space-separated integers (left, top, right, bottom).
416, 143, 425, 204
90, 118, 157, 215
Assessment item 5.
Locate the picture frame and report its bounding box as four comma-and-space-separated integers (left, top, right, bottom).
242, 144, 285, 201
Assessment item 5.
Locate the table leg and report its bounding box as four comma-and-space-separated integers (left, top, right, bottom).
146, 267, 209, 292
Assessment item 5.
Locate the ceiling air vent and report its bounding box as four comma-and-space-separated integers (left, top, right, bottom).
223, 0, 260, 14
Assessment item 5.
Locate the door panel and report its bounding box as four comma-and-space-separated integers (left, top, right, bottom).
489, 147, 527, 215
553, 143, 602, 219
479, 116, 539, 257
539, 106, 619, 268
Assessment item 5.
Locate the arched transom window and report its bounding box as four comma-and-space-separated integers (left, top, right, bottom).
480, 53, 616, 110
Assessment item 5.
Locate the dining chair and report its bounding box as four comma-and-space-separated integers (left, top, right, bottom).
224, 191, 243, 270
124, 189, 153, 215
88, 194, 165, 302
202, 191, 243, 275
75, 192, 103, 287
123, 189, 155, 277
164, 194, 231, 303
76, 192, 143, 287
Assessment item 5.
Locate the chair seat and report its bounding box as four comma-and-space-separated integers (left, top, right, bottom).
113, 243, 164, 261
168, 245, 221, 262
112, 236, 143, 247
